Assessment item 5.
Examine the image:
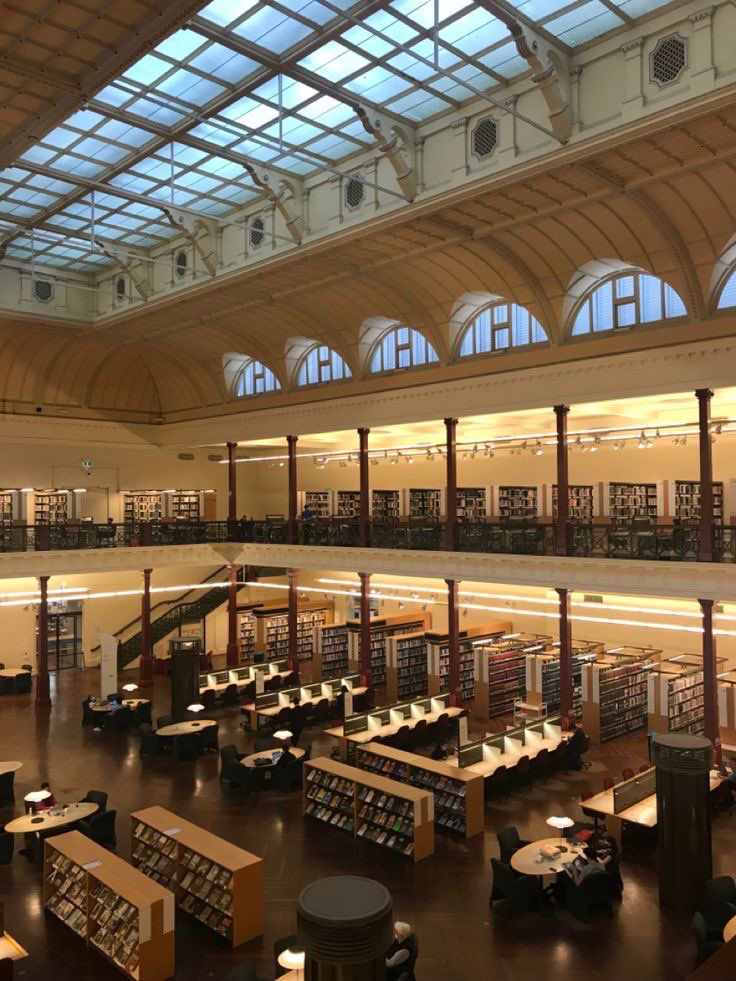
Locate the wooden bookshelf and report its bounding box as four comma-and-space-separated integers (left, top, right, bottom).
297, 490, 331, 518
495, 486, 539, 520
35, 490, 69, 524
303, 757, 434, 861
347, 612, 431, 686
355, 742, 483, 838
668, 480, 724, 524
525, 642, 603, 721
371, 489, 401, 520
334, 490, 360, 518
647, 655, 714, 737
253, 600, 333, 662
474, 634, 550, 720
426, 621, 511, 701
606, 482, 660, 522
313, 622, 349, 679
124, 493, 163, 523
131, 806, 263, 948
549, 484, 596, 522
238, 611, 256, 662
169, 492, 201, 521
581, 648, 658, 744
385, 631, 428, 701
456, 487, 489, 520
406, 488, 443, 519
44, 830, 175, 981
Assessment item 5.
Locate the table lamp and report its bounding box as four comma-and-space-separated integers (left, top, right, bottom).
274, 729, 293, 742
277, 947, 305, 978
187, 703, 205, 713
546, 816, 574, 831
122, 683, 138, 693
24, 789, 51, 815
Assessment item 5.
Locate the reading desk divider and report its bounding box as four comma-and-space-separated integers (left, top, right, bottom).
44, 829, 175, 981
339, 693, 455, 758
303, 756, 435, 861
200, 659, 290, 695
130, 806, 263, 948
354, 741, 484, 838
456, 716, 564, 777
246, 673, 362, 729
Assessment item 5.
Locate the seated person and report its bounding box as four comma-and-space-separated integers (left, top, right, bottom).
290, 696, 306, 744
36, 782, 58, 810
275, 740, 297, 767
385, 921, 417, 981
565, 725, 588, 770
301, 505, 315, 521
431, 739, 449, 761
334, 684, 349, 718
566, 843, 610, 886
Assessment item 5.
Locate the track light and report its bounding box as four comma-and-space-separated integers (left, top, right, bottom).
370, 457, 379, 466
406, 455, 414, 464
638, 432, 646, 449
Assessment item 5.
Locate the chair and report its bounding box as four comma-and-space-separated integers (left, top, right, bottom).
622, 768, 635, 782
603, 777, 615, 791
156, 714, 173, 728
222, 962, 260, 981
639, 764, 650, 773
220, 759, 259, 797
497, 827, 531, 865
692, 911, 722, 966
412, 718, 427, 747
139, 723, 163, 757
220, 744, 243, 766
81, 699, 97, 727
514, 755, 531, 790
0, 662, 4, 669
14, 671, 31, 694
315, 697, 330, 723
135, 702, 152, 726
564, 868, 614, 922
105, 706, 136, 733
607, 850, 624, 899
702, 876, 736, 938
394, 725, 412, 751
486, 765, 508, 802
530, 748, 550, 782
222, 683, 239, 707
271, 760, 302, 792
201, 689, 216, 711
106, 692, 123, 703
198, 722, 219, 753
173, 733, 199, 761
489, 858, 539, 915
0, 831, 14, 864
274, 935, 298, 978
82, 790, 108, 813
81, 809, 117, 850
0, 771, 15, 805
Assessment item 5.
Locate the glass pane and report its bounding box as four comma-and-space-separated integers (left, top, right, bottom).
572, 301, 591, 336
616, 302, 637, 328
615, 275, 635, 299
493, 327, 510, 349
591, 281, 614, 332
664, 283, 687, 318
718, 270, 736, 310
639, 274, 663, 322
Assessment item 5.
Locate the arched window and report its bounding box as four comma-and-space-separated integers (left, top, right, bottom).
234, 359, 280, 398
717, 269, 736, 310
296, 344, 351, 387
571, 272, 686, 336
368, 325, 439, 374
458, 301, 547, 357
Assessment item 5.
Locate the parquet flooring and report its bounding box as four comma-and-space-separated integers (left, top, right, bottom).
2, 668, 733, 981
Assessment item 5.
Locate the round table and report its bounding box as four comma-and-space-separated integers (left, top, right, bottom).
91, 698, 149, 713
241, 747, 305, 769
0, 669, 30, 678
157, 719, 216, 737
510, 837, 587, 877
5, 801, 98, 834
0, 761, 23, 774
723, 914, 736, 943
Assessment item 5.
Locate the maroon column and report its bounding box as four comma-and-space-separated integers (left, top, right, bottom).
696, 389, 714, 562
35, 575, 51, 708
556, 587, 573, 730
444, 417, 458, 551
227, 441, 237, 536
287, 435, 298, 545
226, 563, 239, 667
554, 404, 570, 556
446, 579, 461, 705
358, 427, 370, 548
287, 569, 298, 674
139, 568, 154, 690
700, 598, 721, 763
359, 572, 372, 688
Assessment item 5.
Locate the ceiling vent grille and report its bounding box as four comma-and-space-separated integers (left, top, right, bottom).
345, 175, 364, 211
175, 250, 188, 278
471, 116, 498, 159
33, 278, 54, 303
249, 216, 266, 250
650, 35, 687, 87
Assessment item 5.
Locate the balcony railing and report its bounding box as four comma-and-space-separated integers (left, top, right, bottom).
1, 518, 733, 563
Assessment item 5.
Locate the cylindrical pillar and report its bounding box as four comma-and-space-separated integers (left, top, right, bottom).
446, 578, 460, 705
444, 417, 457, 551
653, 733, 712, 912
35, 575, 51, 708
139, 568, 154, 690
696, 389, 714, 562
227, 440, 237, 536
554, 404, 570, 556
287, 435, 298, 545
700, 598, 721, 763
288, 568, 298, 674
556, 587, 573, 729
226, 563, 239, 668
297, 876, 393, 981
359, 572, 372, 688
358, 427, 370, 548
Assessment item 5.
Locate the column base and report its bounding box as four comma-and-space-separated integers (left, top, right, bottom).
35, 676, 51, 708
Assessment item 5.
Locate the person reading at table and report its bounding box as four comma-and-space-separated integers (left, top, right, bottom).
290, 695, 306, 745
275, 740, 297, 767
36, 782, 58, 810
565, 843, 610, 886
431, 739, 449, 761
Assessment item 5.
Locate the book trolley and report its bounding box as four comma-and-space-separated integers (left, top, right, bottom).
130, 806, 263, 948
303, 757, 434, 861
44, 830, 175, 980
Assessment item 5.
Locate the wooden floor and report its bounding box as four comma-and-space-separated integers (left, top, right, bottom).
1, 668, 731, 981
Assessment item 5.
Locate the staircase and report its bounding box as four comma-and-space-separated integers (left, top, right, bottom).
113, 566, 247, 670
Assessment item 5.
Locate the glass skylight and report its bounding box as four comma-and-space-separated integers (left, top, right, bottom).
0, 0, 674, 274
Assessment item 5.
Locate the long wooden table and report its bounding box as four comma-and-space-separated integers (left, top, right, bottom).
5, 801, 98, 834
200, 667, 293, 694
244, 686, 368, 730
325, 706, 462, 757
446, 732, 567, 778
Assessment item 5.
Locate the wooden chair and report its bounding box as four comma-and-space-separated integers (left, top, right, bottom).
622, 768, 635, 782
489, 858, 539, 915
603, 777, 615, 791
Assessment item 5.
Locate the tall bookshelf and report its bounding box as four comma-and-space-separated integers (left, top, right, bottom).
647, 656, 710, 737
426, 622, 511, 702
335, 490, 360, 518
124, 493, 163, 523
314, 622, 349, 679
407, 488, 443, 519
131, 806, 263, 947
35, 490, 69, 524
0, 491, 15, 548
671, 480, 724, 524
303, 757, 434, 861
253, 601, 333, 662
456, 487, 488, 520
608, 482, 658, 522
496, 486, 538, 519
347, 613, 431, 686
44, 830, 175, 981
475, 635, 550, 719
298, 490, 331, 518
170, 492, 201, 521
582, 651, 655, 744
355, 743, 484, 838
386, 631, 428, 701
372, 489, 401, 520
238, 612, 256, 662
551, 484, 595, 522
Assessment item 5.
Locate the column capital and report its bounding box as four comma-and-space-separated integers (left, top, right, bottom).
444, 416, 458, 426
287, 434, 298, 445
695, 387, 714, 401
554, 403, 570, 416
